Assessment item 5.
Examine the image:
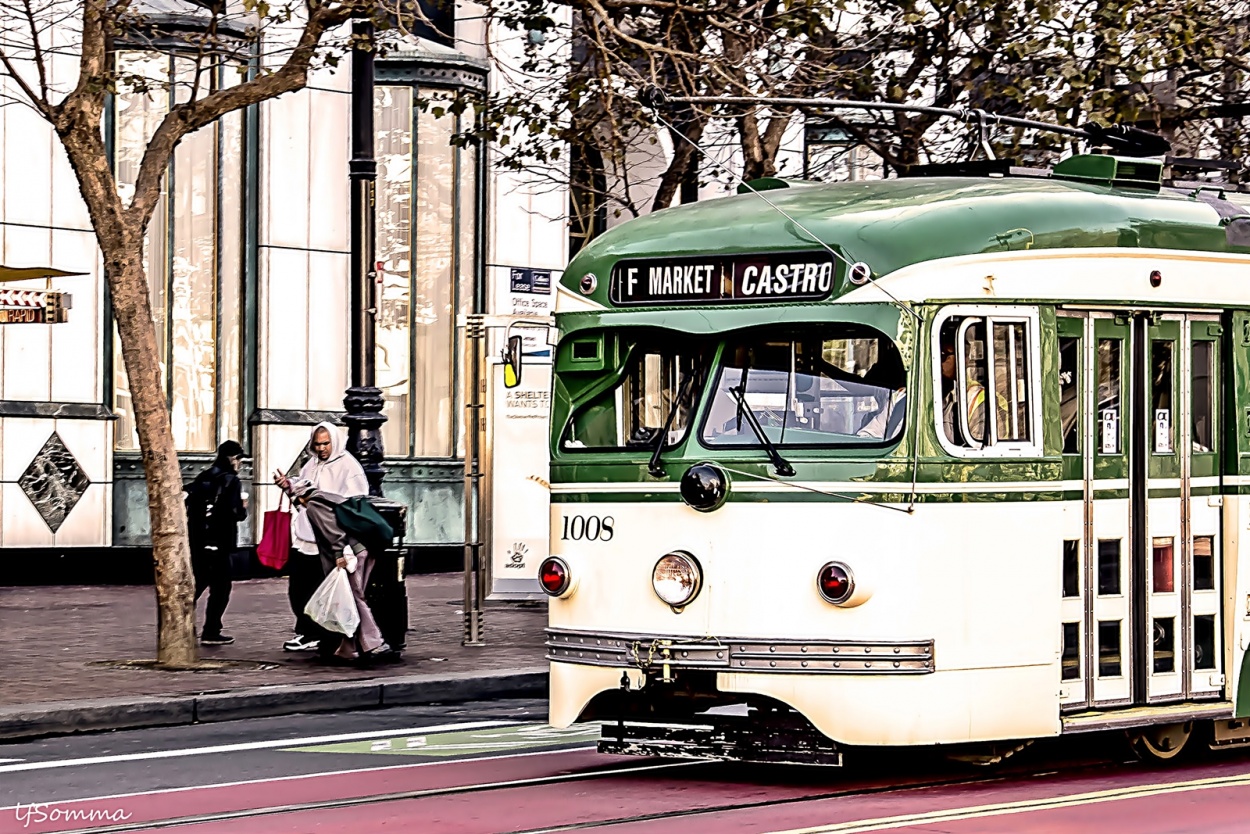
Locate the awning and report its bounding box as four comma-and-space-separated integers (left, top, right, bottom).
0, 267, 88, 283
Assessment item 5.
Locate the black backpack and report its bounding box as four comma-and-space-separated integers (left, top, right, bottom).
186, 474, 225, 548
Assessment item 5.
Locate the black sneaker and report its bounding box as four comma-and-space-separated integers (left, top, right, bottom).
201, 633, 235, 646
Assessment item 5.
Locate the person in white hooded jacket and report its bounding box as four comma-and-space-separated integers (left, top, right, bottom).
274, 422, 368, 652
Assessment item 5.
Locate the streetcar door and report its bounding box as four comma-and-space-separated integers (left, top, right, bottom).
1140, 315, 1185, 704
1057, 312, 1132, 710
1137, 314, 1224, 704
1065, 312, 1225, 710
1088, 313, 1133, 707
1184, 316, 1223, 701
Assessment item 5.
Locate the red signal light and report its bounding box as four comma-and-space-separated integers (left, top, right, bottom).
818, 562, 854, 604
539, 557, 570, 596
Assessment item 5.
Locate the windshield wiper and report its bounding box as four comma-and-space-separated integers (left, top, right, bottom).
648, 371, 699, 477
727, 384, 795, 477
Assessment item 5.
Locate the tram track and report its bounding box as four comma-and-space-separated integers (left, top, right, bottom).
501, 762, 1086, 834
41, 757, 703, 834
41, 745, 1138, 834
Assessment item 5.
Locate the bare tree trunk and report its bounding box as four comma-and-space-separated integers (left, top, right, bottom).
652, 116, 706, 211
56, 117, 198, 667
739, 111, 766, 181
107, 249, 197, 666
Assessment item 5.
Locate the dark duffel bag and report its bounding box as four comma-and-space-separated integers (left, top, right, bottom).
364, 539, 408, 652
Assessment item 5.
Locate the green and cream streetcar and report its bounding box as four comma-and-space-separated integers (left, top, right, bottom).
530, 150, 1250, 764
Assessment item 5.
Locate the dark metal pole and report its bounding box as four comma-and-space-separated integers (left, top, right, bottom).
345, 16, 386, 497
344, 16, 409, 653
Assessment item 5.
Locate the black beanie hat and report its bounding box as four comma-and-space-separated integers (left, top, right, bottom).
217, 440, 245, 459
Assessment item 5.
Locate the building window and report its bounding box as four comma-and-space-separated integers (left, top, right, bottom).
374, 84, 479, 458
803, 122, 884, 181
112, 51, 245, 452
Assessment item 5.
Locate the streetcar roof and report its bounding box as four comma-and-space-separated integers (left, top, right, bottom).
561, 173, 1249, 308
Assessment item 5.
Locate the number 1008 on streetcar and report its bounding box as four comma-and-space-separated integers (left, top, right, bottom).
530, 152, 1250, 765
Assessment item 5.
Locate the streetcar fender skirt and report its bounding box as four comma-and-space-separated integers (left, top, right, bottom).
717, 665, 1061, 746
548, 662, 646, 729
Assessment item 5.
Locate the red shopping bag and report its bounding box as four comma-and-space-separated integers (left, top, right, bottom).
256, 494, 292, 570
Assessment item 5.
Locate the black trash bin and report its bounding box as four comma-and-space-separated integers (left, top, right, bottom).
365, 498, 408, 652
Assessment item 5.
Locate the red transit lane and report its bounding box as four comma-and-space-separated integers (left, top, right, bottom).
10, 739, 1250, 834
0, 749, 634, 834
572, 756, 1250, 834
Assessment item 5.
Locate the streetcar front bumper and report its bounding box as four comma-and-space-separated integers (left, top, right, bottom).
546, 627, 935, 675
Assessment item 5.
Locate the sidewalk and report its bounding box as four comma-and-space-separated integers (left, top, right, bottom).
0, 574, 548, 740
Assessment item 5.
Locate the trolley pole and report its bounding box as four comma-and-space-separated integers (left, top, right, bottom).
345, 16, 386, 495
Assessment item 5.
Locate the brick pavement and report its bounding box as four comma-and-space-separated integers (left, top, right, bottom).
0, 574, 547, 710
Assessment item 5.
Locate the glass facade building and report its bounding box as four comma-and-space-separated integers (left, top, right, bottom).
0, 21, 516, 568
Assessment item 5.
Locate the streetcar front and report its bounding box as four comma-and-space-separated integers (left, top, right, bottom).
541, 239, 924, 761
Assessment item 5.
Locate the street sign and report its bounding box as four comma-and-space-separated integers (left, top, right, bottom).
0, 265, 81, 325
0, 289, 71, 324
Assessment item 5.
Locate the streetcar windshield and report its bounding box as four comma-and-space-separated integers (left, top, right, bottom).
701, 328, 905, 447
560, 333, 711, 451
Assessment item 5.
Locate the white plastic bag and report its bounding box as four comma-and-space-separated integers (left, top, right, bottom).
304, 567, 360, 637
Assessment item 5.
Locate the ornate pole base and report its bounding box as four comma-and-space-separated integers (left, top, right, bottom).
343, 385, 386, 498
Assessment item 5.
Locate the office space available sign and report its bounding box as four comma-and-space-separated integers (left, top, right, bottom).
610, 251, 835, 306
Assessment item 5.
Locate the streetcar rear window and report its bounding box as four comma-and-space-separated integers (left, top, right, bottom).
700, 328, 905, 447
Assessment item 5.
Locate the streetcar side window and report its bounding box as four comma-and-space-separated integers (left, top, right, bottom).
934, 307, 1041, 456
559, 332, 711, 452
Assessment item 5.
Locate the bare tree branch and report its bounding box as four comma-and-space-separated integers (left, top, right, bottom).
128, 2, 355, 230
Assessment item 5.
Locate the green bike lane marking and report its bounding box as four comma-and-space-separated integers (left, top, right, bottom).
285, 723, 601, 758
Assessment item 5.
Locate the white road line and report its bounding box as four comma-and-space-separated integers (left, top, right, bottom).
766, 770, 1250, 833
0, 746, 599, 812
0, 720, 516, 775
0, 758, 22, 763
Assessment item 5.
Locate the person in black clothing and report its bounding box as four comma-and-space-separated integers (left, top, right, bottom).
186, 440, 247, 646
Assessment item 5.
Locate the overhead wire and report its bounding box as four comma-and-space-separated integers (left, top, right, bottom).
643, 102, 924, 324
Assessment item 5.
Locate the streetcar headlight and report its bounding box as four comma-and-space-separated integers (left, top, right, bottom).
817, 561, 855, 605
680, 463, 728, 512
539, 556, 573, 597
652, 551, 702, 609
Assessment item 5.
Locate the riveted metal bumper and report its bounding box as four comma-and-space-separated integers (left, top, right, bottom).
546, 628, 935, 674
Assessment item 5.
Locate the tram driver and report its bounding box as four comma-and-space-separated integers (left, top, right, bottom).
940, 320, 989, 447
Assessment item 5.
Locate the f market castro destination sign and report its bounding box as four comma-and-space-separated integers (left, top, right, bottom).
609, 251, 836, 306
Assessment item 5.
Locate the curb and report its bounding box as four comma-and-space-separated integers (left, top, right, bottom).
0, 667, 548, 742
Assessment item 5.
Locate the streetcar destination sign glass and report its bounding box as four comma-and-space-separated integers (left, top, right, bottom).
609, 251, 836, 306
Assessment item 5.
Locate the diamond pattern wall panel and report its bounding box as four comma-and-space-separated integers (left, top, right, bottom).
19, 432, 90, 533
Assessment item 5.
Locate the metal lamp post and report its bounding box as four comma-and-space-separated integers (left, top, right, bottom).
345, 14, 410, 651
345, 16, 386, 494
